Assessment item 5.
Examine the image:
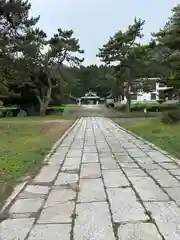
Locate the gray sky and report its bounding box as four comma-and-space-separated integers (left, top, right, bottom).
31, 0, 179, 65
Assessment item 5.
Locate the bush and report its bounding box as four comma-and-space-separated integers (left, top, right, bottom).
115, 103, 178, 112
115, 104, 127, 111
46, 106, 64, 115
161, 110, 180, 124
131, 104, 147, 112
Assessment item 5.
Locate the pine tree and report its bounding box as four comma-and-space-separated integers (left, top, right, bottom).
153, 4, 180, 99
0, 0, 39, 96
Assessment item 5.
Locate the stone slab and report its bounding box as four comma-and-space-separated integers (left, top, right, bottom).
45, 188, 76, 207
176, 176, 180, 181
122, 144, 137, 149
118, 223, 162, 240
55, 172, 79, 186
134, 157, 154, 164
169, 169, 180, 176
123, 168, 147, 177
138, 144, 154, 150
99, 152, 113, 158
149, 170, 180, 187
34, 165, 59, 184
63, 157, 81, 167
71, 145, 83, 149
60, 142, 72, 147
28, 224, 71, 240
78, 179, 106, 202
119, 162, 139, 168
0, 218, 35, 240
25, 185, 49, 195
62, 164, 80, 171
19, 185, 49, 199
107, 188, 148, 222
127, 149, 147, 158
165, 188, 180, 206
80, 163, 101, 179
146, 151, 172, 163
98, 148, 111, 153
102, 170, 129, 188
84, 146, 97, 153
38, 202, 74, 224
115, 155, 134, 162
67, 150, 82, 158
48, 154, 65, 165
74, 202, 115, 240
139, 163, 162, 170
9, 198, 44, 214
82, 153, 99, 163
84, 142, 96, 146
129, 177, 160, 189
135, 186, 169, 201
100, 159, 120, 170
56, 146, 69, 154
159, 162, 179, 170
0, 182, 27, 213
145, 201, 180, 240
110, 148, 126, 153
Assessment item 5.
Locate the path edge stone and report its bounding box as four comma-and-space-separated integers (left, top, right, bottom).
44, 118, 81, 163
0, 118, 81, 214
108, 118, 180, 166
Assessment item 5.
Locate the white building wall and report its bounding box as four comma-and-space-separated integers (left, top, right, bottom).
120, 81, 160, 104
121, 93, 157, 104
118, 79, 175, 105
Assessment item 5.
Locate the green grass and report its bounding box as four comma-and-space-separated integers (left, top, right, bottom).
0, 114, 76, 122
121, 120, 180, 158
63, 105, 83, 110
1, 105, 81, 110
0, 120, 73, 204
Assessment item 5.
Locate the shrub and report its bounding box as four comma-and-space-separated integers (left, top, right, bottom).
155, 104, 178, 112
133, 104, 178, 112
161, 110, 180, 124
115, 103, 179, 112
131, 104, 147, 112
46, 107, 64, 115
115, 104, 127, 111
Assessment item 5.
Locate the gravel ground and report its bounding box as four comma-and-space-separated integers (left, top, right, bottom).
63, 104, 122, 117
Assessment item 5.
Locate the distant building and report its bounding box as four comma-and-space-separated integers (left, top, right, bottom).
120, 77, 174, 104
78, 91, 100, 105
105, 93, 115, 107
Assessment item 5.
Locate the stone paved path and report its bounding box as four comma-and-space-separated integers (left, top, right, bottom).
1, 117, 180, 239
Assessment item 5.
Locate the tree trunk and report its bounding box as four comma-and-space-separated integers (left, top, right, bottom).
126, 94, 131, 112
37, 86, 52, 116
39, 102, 47, 116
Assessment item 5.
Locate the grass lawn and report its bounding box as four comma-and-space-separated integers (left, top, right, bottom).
0, 119, 74, 205
121, 119, 180, 159
0, 114, 76, 123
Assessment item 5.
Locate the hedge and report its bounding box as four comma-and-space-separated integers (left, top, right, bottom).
115, 103, 179, 112
0, 106, 64, 117
161, 110, 180, 124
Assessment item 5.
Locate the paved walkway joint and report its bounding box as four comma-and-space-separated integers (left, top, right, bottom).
1, 117, 180, 239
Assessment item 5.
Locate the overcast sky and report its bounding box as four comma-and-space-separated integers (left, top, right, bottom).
30, 0, 179, 65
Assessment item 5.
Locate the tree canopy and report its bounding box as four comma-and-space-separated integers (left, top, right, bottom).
0, 2, 180, 114
152, 4, 180, 98
97, 18, 155, 110
0, 0, 84, 115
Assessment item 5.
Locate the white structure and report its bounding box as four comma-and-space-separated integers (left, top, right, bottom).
78, 91, 100, 105
106, 93, 115, 107
120, 78, 173, 104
